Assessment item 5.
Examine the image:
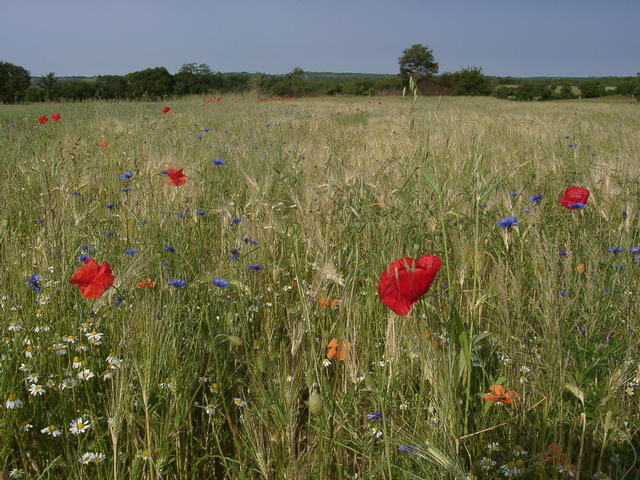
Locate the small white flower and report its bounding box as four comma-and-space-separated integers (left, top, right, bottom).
41, 424, 62, 437
322, 358, 331, 367
204, 404, 216, 415
79, 452, 95, 464
286, 375, 294, 382
480, 456, 496, 470
60, 378, 77, 390
9, 468, 24, 478
86, 331, 103, 344
19, 421, 33, 431
69, 417, 90, 434
8, 321, 23, 331
136, 449, 150, 461
233, 398, 246, 407
25, 373, 39, 383
77, 368, 94, 381
72, 357, 83, 369
28, 384, 45, 396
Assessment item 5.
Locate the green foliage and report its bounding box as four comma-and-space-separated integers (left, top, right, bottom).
24, 85, 45, 102
125, 66, 174, 98
95, 75, 128, 99
398, 44, 439, 81
579, 79, 605, 98
0, 60, 31, 103
39, 72, 57, 100
452, 67, 492, 95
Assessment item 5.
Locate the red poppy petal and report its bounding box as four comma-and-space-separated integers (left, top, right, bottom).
378, 255, 441, 316
70, 259, 100, 289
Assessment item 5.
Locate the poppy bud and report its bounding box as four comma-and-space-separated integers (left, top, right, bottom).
308, 391, 323, 416
228, 335, 243, 347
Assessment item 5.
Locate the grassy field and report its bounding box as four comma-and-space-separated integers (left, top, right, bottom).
0, 93, 639, 479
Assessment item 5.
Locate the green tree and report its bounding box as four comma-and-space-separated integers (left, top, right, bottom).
174, 63, 216, 95
398, 44, 439, 81
95, 75, 128, 99
579, 79, 604, 98
125, 67, 174, 99
453, 66, 492, 95
40, 72, 57, 100
0, 61, 31, 103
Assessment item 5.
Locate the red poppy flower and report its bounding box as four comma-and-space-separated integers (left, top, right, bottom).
162, 107, 170, 114
483, 384, 518, 405
51, 113, 61, 122
38, 115, 48, 124
558, 186, 589, 209
70, 258, 114, 299
378, 255, 441, 316
166, 168, 186, 186
99, 141, 109, 147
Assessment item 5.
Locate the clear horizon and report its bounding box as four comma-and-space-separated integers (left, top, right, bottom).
2, 0, 638, 78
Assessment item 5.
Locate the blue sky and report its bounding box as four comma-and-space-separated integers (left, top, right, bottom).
1, 0, 638, 77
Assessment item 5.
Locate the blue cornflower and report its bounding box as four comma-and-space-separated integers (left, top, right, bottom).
568, 143, 574, 148
366, 411, 382, 421
232, 218, 242, 224
567, 202, 585, 209
105, 203, 114, 209
528, 194, 542, 204
197, 210, 206, 216
196, 135, 203, 140
559, 251, 567, 256
497, 216, 519, 229
168, 279, 186, 288
558, 290, 567, 297
79, 253, 91, 262
397, 445, 419, 454
212, 278, 229, 287
614, 263, 625, 270
608, 247, 623, 254
213, 157, 225, 165
121, 188, 130, 193
105, 231, 115, 237
27, 274, 41, 293
630, 247, 640, 254
634, 255, 640, 263
160, 169, 168, 174
248, 264, 263, 271
164, 246, 175, 253
509, 192, 519, 197
243, 236, 258, 245
230, 248, 241, 261
177, 212, 186, 218
202, 127, 210, 132
125, 248, 137, 256
115, 295, 124, 307
72, 191, 81, 196
121, 172, 134, 180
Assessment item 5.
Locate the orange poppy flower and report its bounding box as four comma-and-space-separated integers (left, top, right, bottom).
136, 278, 156, 288
483, 384, 518, 405
318, 298, 338, 308
326, 338, 350, 360
576, 263, 585, 273
162, 107, 170, 114
99, 141, 109, 147
541, 444, 569, 465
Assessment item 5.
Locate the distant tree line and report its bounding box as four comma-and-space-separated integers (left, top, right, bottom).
2, 59, 639, 103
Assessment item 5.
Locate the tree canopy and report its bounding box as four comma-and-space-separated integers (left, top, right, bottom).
398, 44, 439, 81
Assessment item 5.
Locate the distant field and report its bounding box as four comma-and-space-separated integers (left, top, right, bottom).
0, 95, 638, 479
